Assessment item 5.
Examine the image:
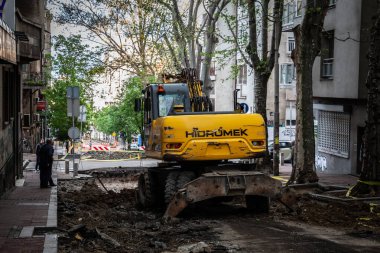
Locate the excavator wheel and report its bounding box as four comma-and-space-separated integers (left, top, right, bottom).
245, 195, 270, 213
164, 171, 195, 204
176, 171, 196, 189
137, 171, 157, 207
164, 172, 179, 204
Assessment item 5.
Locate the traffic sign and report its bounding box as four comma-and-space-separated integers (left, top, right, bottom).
68, 127, 80, 139
240, 103, 249, 113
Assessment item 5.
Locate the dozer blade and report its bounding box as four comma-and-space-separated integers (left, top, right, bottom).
164, 171, 282, 218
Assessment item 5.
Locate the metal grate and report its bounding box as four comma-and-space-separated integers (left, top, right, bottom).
318, 111, 350, 158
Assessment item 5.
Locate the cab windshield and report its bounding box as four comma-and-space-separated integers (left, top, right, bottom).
158, 94, 185, 116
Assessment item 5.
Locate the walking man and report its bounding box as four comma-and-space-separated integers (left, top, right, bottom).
39, 139, 56, 188
35, 139, 44, 171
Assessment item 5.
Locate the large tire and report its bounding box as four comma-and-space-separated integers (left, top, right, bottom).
176, 171, 196, 189
164, 171, 196, 204
164, 172, 179, 204
245, 195, 270, 213
137, 172, 157, 207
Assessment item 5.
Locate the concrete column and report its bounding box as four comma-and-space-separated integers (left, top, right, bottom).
73, 159, 78, 177
65, 159, 69, 174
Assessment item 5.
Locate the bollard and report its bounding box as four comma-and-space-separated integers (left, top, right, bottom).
73, 159, 79, 177
65, 159, 70, 174
280, 152, 284, 166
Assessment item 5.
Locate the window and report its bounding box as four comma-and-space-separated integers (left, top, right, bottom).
286, 105, 296, 126
158, 94, 185, 117
318, 111, 350, 158
329, 0, 336, 6
287, 37, 295, 53
23, 114, 31, 127
321, 31, 334, 79
238, 64, 247, 85
286, 120, 296, 126
209, 61, 216, 81
2, 67, 15, 128
295, 0, 302, 17
283, 2, 296, 25
280, 63, 295, 85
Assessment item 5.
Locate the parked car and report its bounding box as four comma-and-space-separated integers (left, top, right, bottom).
268, 141, 293, 162
130, 143, 138, 150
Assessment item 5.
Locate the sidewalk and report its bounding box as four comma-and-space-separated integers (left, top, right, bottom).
0, 153, 57, 253
278, 163, 359, 187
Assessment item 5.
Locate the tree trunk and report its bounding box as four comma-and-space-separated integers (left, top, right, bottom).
200, 0, 230, 97
349, 1, 380, 196
254, 73, 273, 172
289, 0, 329, 184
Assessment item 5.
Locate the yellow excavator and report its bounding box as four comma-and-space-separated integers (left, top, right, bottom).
135, 69, 282, 218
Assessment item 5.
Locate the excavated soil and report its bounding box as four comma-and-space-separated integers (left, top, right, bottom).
57, 171, 380, 253
82, 151, 143, 160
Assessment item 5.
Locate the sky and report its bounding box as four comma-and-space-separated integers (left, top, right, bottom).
47, 1, 123, 110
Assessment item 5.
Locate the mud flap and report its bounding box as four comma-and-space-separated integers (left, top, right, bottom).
164, 171, 282, 218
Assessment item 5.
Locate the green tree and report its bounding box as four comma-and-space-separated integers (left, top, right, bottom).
55, 0, 174, 77
94, 77, 149, 144
45, 35, 103, 140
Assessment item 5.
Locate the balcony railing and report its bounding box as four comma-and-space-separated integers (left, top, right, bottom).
22, 72, 48, 87
322, 58, 334, 79
19, 41, 41, 61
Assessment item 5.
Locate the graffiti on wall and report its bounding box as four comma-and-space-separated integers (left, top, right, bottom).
316, 155, 327, 171
281, 128, 296, 137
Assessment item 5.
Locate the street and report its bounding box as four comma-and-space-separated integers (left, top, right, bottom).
24, 145, 377, 253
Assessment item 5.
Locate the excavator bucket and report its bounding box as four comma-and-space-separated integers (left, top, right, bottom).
164, 171, 282, 218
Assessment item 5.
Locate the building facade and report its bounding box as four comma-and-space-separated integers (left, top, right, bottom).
0, 0, 50, 196
16, 0, 51, 153
0, 0, 19, 195
312, 0, 374, 174
278, 0, 374, 174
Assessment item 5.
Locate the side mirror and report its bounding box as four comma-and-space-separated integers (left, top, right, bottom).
134, 98, 142, 112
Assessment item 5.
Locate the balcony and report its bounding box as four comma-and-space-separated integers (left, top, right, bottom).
321, 58, 334, 79
18, 40, 41, 61
16, 10, 42, 63
22, 72, 48, 89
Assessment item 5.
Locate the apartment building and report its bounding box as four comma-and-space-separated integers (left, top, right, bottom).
0, 0, 19, 195
207, 3, 255, 113
16, 0, 51, 153
0, 0, 51, 196
312, 0, 374, 174
279, 0, 375, 174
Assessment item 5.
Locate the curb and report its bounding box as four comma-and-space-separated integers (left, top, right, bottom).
22, 160, 30, 170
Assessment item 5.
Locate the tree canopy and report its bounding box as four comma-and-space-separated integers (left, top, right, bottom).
45, 35, 103, 140
93, 76, 151, 143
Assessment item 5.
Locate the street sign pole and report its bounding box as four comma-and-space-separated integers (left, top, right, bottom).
67, 86, 80, 177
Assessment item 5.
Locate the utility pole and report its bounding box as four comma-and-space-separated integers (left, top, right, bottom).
273, 5, 280, 176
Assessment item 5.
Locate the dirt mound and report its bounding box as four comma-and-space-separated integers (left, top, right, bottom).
82, 151, 142, 160
58, 179, 219, 253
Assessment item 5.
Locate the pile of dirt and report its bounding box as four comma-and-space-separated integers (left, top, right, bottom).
58, 178, 221, 253
82, 151, 142, 160
57, 175, 380, 252
273, 192, 380, 235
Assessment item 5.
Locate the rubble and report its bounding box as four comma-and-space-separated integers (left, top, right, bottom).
81, 150, 142, 160
57, 171, 380, 252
